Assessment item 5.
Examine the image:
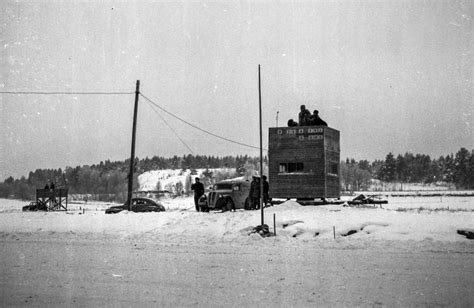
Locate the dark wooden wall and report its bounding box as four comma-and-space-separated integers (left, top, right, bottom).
268, 126, 340, 199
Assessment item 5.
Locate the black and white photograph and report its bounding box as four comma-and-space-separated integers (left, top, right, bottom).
1, 1, 473, 306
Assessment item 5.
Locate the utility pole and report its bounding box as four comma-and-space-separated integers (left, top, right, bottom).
258, 65, 264, 226
126, 80, 140, 211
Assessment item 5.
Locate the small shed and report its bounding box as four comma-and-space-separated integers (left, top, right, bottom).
268, 126, 340, 199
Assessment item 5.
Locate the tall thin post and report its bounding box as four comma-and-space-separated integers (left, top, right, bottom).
127, 80, 140, 211
273, 213, 276, 236
259, 65, 264, 226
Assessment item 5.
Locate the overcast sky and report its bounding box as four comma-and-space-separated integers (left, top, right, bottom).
1, 1, 473, 180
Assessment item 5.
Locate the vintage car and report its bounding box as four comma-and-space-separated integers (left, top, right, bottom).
199, 179, 251, 212
22, 201, 47, 212
105, 197, 166, 214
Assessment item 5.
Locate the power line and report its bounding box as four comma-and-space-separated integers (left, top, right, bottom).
1, 88, 265, 151
144, 99, 195, 154
140, 92, 264, 151
0, 91, 134, 95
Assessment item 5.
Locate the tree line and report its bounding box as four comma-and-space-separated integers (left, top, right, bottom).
341, 147, 474, 191
0, 155, 263, 201
1, 149, 472, 201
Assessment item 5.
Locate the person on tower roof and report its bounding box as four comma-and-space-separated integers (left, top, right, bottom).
298, 105, 311, 126
310, 109, 328, 126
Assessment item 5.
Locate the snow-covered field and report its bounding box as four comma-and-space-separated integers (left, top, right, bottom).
1, 196, 473, 243
1, 196, 473, 306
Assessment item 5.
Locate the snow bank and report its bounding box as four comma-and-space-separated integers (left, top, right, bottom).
1, 197, 473, 245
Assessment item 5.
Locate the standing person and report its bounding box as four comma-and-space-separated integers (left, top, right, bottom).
248, 176, 255, 210
191, 177, 205, 212
252, 177, 261, 210
248, 176, 260, 210
310, 110, 328, 126
262, 175, 270, 206
298, 105, 311, 126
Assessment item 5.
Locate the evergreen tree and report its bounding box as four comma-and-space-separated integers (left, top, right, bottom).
395, 154, 406, 182
453, 148, 471, 188
444, 154, 455, 183
380, 152, 396, 182
468, 152, 474, 189
358, 160, 371, 172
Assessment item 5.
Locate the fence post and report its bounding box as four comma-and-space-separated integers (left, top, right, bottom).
273, 213, 276, 236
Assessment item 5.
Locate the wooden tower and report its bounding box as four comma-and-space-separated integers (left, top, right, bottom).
268, 126, 340, 199
36, 188, 68, 211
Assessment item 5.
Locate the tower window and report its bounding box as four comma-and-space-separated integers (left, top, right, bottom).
329, 163, 338, 175
279, 162, 304, 173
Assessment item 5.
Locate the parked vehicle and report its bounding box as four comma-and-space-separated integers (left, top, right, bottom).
22, 201, 47, 212
347, 194, 388, 206
105, 197, 165, 214
199, 179, 251, 212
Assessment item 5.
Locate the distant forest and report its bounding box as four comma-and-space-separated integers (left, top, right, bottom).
1, 148, 473, 201
341, 147, 473, 191
0, 155, 264, 201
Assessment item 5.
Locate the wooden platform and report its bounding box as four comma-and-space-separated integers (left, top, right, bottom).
36, 188, 68, 211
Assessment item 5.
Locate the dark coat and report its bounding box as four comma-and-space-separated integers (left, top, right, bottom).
287, 119, 298, 127
262, 180, 269, 202
311, 115, 328, 126
249, 179, 260, 198
298, 109, 311, 126
191, 182, 205, 196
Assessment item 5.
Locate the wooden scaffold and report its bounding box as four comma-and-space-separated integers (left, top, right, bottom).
36, 188, 68, 211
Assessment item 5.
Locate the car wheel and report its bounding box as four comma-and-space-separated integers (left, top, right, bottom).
225, 198, 235, 212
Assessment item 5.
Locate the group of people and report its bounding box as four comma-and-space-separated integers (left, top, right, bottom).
288, 105, 328, 127
44, 182, 55, 190
248, 175, 270, 210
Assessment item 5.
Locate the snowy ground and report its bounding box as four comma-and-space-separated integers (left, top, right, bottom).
1, 196, 472, 243
1, 196, 473, 306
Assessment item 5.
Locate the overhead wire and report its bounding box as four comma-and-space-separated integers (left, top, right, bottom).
0, 91, 134, 95
144, 99, 195, 154
139, 92, 265, 151
2, 88, 265, 152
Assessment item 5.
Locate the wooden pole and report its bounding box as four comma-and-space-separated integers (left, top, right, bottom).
333, 226, 336, 239
273, 213, 276, 236
127, 80, 140, 211
259, 65, 264, 226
